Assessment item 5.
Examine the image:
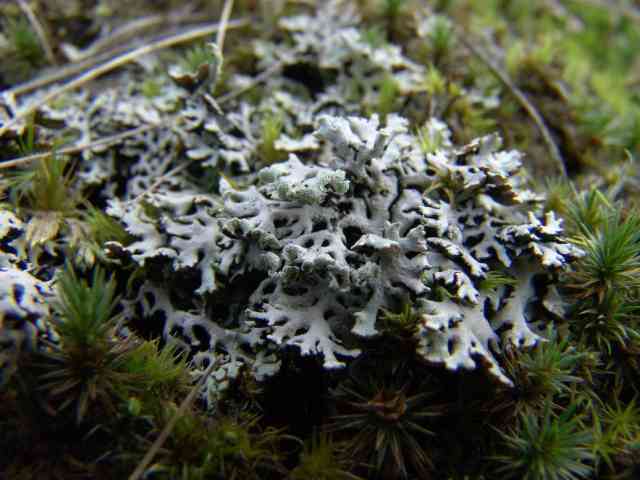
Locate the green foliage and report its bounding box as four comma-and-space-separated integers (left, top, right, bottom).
581, 396, 640, 474
149, 412, 285, 479
0, 16, 45, 80
53, 266, 120, 348
381, 0, 407, 19
16, 114, 37, 155
4, 17, 42, 63
376, 74, 399, 121
140, 77, 162, 99
565, 188, 612, 237
379, 302, 421, 340
422, 65, 447, 97
416, 119, 451, 157
576, 289, 640, 355
601, 398, 640, 448
570, 210, 640, 302
258, 112, 285, 165
479, 271, 517, 292
543, 178, 573, 217
85, 205, 133, 247
36, 266, 135, 424
566, 201, 640, 359
361, 25, 387, 48
329, 360, 442, 479
182, 42, 217, 75
123, 340, 189, 399
290, 432, 361, 480
493, 405, 595, 480
2, 2, 640, 478
500, 330, 587, 417
4, 156, 78, 213
424, 15, 456, 63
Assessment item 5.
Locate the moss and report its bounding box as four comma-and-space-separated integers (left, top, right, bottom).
85, 206, 133, 247
375, 74, 399, 121
140, 77, 162, 99
3, 154, 79, 216
147, 411, 286, 479
0, 16, 45, 82
492, 404, 595, 480
290, 432, 360, 480
258, 112, 285, 165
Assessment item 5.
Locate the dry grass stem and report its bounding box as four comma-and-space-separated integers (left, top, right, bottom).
216, 0, 236, 53
0, 125, 156, 170
64, 10, 214, 62
16, 0, 57, 65
127, 360, 217, 480
457, 31, 568, 177
4, 14, 216, 99
0, 18, 249, 138
4, 47, 131, 100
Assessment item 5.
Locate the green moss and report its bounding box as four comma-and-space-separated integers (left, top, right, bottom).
570, 210, 640, 301
2, 2, 640, 478
182, 42, 217, 75
493, 404, 595, 480
422, 65, 447, 97
376, 74, 399, 121
424, 15, 456, 65
140, 77, 162, 99
4, 156, 79, 214
361, 25, 387, 48
478, 271, 517, 292
36, 266, 132, 424
149, 412, 285, 479
330, 362, 441, 479
0, 16, 45, 80
379, 302, 421, 340
291, 432, 360, 480
500, 329, 588, 417
565, 188, 612, 236
85, 206, 133, 247
123, 341, 189, 399
258, 112, 285, 165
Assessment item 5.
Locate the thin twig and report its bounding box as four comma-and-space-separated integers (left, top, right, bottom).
64, 11, 213, 62
3, 15, 220, 99
218, 61, 284, 105
457, 32, 568, 177
0, 18, 250, 138
4, 46, 133, 100
0, 125, 156, 170
216, 0, 236, 53
16, 0, 57, 65
127, 360, 217, 480
69, 14, 168, 61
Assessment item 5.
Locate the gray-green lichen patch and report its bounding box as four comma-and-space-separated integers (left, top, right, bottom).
0, 266, 54, 386
110, 112, 580, 392
0, 0, 583, 405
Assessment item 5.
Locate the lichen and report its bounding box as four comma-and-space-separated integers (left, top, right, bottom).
108, 111, 579, 393
0, 0, 582, 406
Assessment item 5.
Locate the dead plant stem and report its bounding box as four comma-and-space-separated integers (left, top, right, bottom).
458, 32, 568, 177
0, 18, 249, 138
16, 0, 57, 65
